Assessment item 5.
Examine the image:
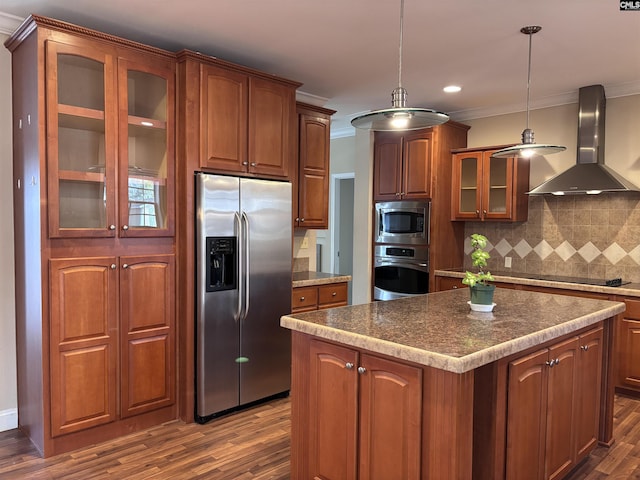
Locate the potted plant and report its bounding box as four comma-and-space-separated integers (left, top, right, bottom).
462, 233, 496, 309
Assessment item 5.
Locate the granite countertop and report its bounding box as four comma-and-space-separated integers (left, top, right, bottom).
434, 269, 640, 297
292, 271, 352, 288
280, 288, 625, 374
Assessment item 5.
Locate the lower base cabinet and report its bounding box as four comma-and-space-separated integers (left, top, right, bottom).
616, 299, 640, 393
50, 254, 175, 437
306, 339, 422, 480
506, 326, 603, 480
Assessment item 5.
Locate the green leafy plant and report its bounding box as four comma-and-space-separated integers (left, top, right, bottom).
461, 233, 495, 287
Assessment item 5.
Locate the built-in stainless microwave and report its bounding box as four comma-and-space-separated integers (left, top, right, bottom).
375, 201, 430, 245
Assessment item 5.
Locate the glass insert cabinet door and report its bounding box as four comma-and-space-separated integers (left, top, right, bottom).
46, 41, 174, 238
483, 155, 513, 219
46, 41, 118, 237
453, 152, 482, 219
118, 59, 175, 237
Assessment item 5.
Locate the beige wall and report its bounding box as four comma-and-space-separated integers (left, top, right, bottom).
0, 32, 17, 431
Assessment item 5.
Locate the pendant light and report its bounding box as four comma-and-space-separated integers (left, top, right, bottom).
492, 26, 566, 158
350, 0, 449, 131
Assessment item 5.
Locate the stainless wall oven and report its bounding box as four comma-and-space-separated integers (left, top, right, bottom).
374, 245, 429, 300
375, 201, 430, 245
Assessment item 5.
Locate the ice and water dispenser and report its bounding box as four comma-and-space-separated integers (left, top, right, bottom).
206, 237, 237, 292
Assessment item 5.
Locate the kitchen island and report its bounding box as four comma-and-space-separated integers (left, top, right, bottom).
280, 288, 625, 480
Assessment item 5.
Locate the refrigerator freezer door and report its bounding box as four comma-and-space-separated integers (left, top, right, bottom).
239, 178, 292, 405
196, 174, 241, 417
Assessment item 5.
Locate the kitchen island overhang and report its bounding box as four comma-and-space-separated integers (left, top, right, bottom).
282, 288, 626, 480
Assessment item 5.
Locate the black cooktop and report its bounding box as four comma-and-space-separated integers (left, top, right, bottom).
525, 274, 630, 287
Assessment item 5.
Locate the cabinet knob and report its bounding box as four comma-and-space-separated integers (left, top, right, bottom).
452, 285, 458, 289
242, 161, 249, 166
299, 296, 305, 301
545, 359, 555, 367
109, 224, 116, 230
345, 362, 354, 370
122, 224, 129, 231
300, 218, 305, 222
122, 264, 129, 269
395, 193, 401, 197
295, 217, 300, 222
110, 264, 117, 270
476, 210, 480, 216
581, 345, 589, 351
357, 367, 366, 374
483, 210, 487, 215
332, 292, 337, 296
250, 162, 257, 167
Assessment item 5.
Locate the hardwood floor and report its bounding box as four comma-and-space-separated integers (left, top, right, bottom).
0, 394, 638, 479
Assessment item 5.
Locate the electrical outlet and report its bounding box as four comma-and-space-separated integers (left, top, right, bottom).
504, 256, 512, 268
301, 237, 309, 249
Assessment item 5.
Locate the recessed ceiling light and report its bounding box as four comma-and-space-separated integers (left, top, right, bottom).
443, 85, 462, 93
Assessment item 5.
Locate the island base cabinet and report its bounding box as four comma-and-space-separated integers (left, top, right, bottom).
291, 332, 475, 480
505, 326, 603, 480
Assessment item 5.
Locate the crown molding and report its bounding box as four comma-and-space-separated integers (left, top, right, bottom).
0, 11, 24, 36
295, 90, 329, 107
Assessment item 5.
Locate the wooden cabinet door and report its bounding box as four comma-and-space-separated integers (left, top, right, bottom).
373, 134, 402, 201
574, 327, 603, 461
544, 337, 578, 480
248, 77, 294, 178
49, 257, 118, 437
506, 348, 548, 480
358, 354, 422, 480
117, 57, 175, 237
46, 40, 118, 238
451, 151, 482, 220
120, 254, 175, 418
297, 111, 330, 228
200, 64, 248, 172
402, 132, 432, 200
617, 300, 640, 390
482, 153, 515, 221
308, 340, 359, 480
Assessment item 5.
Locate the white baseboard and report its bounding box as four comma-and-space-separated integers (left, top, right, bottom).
0, 408, 18, 432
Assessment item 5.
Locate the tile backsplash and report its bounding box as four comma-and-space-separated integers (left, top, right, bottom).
463, 192, 640, 282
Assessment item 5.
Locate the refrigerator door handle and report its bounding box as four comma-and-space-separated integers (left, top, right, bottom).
241, 211, 250, 321
234, 211, 243, 321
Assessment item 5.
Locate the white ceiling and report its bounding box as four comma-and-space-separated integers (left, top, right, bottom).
1, 0, 640, 137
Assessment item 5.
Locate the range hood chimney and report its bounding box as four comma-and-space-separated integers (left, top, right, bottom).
527, 84, 640, 195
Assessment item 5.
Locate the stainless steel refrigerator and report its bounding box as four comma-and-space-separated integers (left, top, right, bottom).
195, 173, 292, 421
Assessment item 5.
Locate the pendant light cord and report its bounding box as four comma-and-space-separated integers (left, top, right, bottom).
398, 0, 404, 89
526, 29, 532, 130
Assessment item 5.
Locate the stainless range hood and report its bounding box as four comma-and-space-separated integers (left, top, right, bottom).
527, 84, 640, 195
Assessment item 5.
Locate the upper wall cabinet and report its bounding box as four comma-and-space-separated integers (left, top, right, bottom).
46, 39, 175, 238
199, 61, 300, 179
451, 146, 530, 222
294, 102, 335, 229
373, 130, 433, 201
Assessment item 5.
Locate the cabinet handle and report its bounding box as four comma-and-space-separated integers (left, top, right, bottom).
581, 345, 589, 351
452, 285, 458, 289
483, 209, 487, 215
299, 296, 305, 301
250, 162, 257, 167
300, 218, 305, 222
332, 292, 337, 297
357, 366, 366, 374
122, 264, 129, 269
345, 362, 354, 370
242, 161, 249, 166
476, 210, 480, 216
109, 224, 116, 230
295, 217, 300, 222
110, 264, 117, 270
395, 192, 401, 197
122, 224, 129, 231
545, 359, 558, 367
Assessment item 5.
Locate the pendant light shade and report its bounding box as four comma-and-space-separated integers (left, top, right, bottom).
351, 0, 449, 131
492, 26, 566, 158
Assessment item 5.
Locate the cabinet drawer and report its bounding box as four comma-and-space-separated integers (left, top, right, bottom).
292, 286, 318, 311
624, 299, 640, 320
318, 282, 348, 306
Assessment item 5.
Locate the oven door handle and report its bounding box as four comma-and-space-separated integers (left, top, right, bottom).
376, 260, 428, 268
